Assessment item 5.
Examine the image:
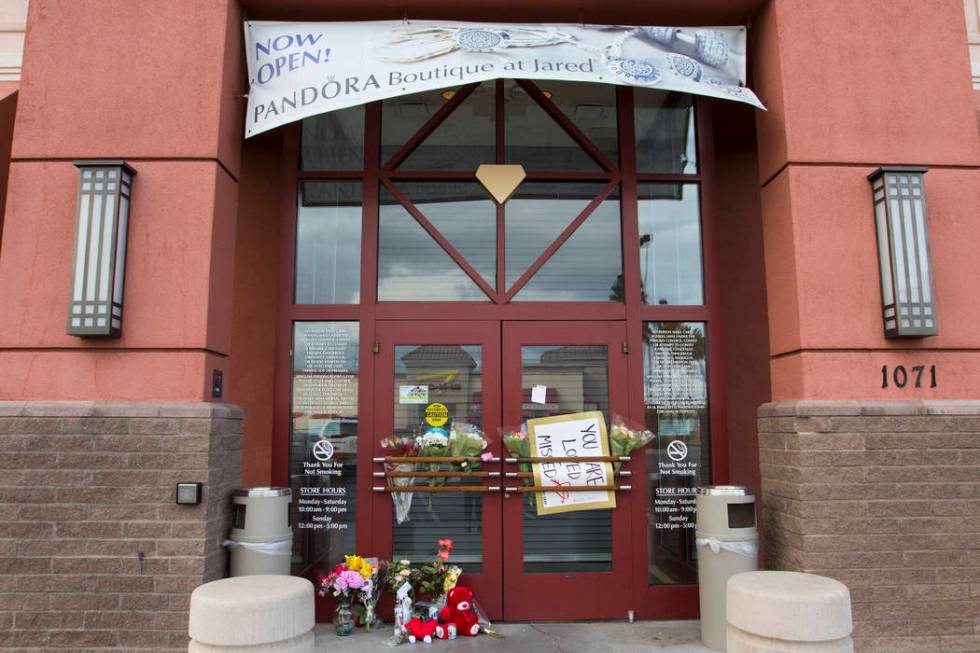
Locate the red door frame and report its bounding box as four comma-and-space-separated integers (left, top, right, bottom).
372, 320, 504, 618
501, 321, 632, 620
270, 81, 730, 622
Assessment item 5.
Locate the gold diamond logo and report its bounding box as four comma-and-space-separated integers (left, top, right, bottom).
476, 164, 526, 204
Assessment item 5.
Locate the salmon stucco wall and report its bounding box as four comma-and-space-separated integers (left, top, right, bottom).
0, 0, 245, 402
752, 0, 980, 401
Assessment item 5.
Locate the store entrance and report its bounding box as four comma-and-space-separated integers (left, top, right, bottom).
373, 320, 631, 621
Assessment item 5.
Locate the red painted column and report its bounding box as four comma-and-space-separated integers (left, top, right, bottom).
0, 0, 245, 401
752, 0, 980, 401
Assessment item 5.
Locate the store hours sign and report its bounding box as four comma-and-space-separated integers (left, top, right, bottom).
244, 20, 764, 137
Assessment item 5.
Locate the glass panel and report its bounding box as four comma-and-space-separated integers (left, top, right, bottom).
382, 83, 495, 170
301, 106, 365, 170
378, 187, 490, 301
644, 322, 710, 586
505, 182, 603, 290
505, 80, 606, 172
392, 344, 484, 572
289, 322, 359, 573
514, 188, 622, 301
393, 182, 496, 288
634, 90, 697, 174
521, 345, 611, 572
639, 183, 703, 305
295, 182, 362, 304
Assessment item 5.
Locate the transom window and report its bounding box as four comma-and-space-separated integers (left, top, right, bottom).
295, 79, 702, 304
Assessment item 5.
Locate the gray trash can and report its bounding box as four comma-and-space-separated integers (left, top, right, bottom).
695, 486, 758, 652
227, 487, 293, 577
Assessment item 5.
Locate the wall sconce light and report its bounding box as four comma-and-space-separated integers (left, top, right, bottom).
868, 166, 937, 337
67, 160, 135, 337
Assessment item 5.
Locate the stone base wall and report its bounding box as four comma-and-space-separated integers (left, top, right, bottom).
759, 400, 980, 653
0, 401, 242, 652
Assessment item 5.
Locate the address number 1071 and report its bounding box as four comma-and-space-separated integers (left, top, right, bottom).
881, 365, 937, 389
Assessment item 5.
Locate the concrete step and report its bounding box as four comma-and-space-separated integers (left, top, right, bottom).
312, 620, 714, 652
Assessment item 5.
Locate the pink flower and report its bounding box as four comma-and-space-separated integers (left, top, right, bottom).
481, 451, 493, 461
334, 569, 365, 593
437, 550, 450, 561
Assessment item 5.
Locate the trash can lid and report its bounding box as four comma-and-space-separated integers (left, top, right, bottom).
697, 485, 754, 496
232, 487, 291, 497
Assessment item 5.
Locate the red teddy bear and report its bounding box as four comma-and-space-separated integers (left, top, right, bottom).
404, 617, 438, 644
436, 586, 481, 639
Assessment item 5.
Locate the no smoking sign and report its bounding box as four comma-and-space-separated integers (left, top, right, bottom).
666, 440, 688, 462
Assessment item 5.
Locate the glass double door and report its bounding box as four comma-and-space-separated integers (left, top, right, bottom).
373, 320, 631, 621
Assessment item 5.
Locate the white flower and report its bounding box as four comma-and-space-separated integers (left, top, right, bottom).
418, 433, 448, 447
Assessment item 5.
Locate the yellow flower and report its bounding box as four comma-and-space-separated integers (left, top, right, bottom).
359, 561, 374, 580
345, 555, 364, 572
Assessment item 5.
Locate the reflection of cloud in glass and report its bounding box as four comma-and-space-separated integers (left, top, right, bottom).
512, 201, 622, 301
638, 183, 702, 305
378, 200, 489, 301
506, 183, 622, 301
296, 183, 362, 304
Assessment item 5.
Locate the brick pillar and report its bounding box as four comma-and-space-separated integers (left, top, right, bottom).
0, 401, 241, 652
758, 400, 980, 653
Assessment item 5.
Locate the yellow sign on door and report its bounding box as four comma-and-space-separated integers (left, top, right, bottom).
424, 403, 449, 427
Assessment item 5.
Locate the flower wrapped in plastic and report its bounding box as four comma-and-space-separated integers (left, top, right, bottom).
608, 416, 655, 470
447, 422, 492, 474
501, 425, 535, 507
346, 556, 384, 630
416, 427, 450, 505
381, 436, 419, 524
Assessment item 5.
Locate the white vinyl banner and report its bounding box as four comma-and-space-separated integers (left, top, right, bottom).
244, 20, 764, 138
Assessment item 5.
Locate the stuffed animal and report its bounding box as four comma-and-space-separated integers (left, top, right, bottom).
436, 586, 480, 638
403, 617, 438, 644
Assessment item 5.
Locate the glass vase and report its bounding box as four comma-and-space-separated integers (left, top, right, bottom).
334, 601, 354, 637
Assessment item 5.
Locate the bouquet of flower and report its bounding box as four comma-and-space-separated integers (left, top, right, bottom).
319, 555, 376, 609
609, 418, 655, 470
381, 436, 420, 524
386, 558, 414, 596
447, 422, 492, 473
411, 539, 461, 620
416, 427, 450, 505
502, 425, 535, 507
349, 556, 384, 630
380, 558, 413, 645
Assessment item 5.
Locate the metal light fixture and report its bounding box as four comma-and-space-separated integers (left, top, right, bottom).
868, 166, 937, 337
67, 160, 135, 337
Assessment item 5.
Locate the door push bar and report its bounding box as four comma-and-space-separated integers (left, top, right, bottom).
505, 456, 631, 463
373, 456, 502, 464
372, 485, 502, 493
374, 471, 501, 478
504, 485, 632, 493
505, 470, 631, 478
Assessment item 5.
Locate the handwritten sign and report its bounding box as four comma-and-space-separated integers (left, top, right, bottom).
527, 411, 616, 515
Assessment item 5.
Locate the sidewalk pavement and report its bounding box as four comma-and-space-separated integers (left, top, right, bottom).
313, 620, 714, 652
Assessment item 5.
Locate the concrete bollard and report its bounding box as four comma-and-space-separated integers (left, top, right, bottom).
726, 571, 853, 653
188, 575, 315, 653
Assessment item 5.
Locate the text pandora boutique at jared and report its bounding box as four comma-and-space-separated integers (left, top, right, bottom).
2, 1, 979, 647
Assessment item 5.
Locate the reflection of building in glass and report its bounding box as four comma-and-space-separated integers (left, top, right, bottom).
393, 345, 484, 567
522, 345, 609, 419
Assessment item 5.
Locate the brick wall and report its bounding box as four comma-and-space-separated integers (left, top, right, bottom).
759, 400, 980, 653
0, 401, 242, 652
